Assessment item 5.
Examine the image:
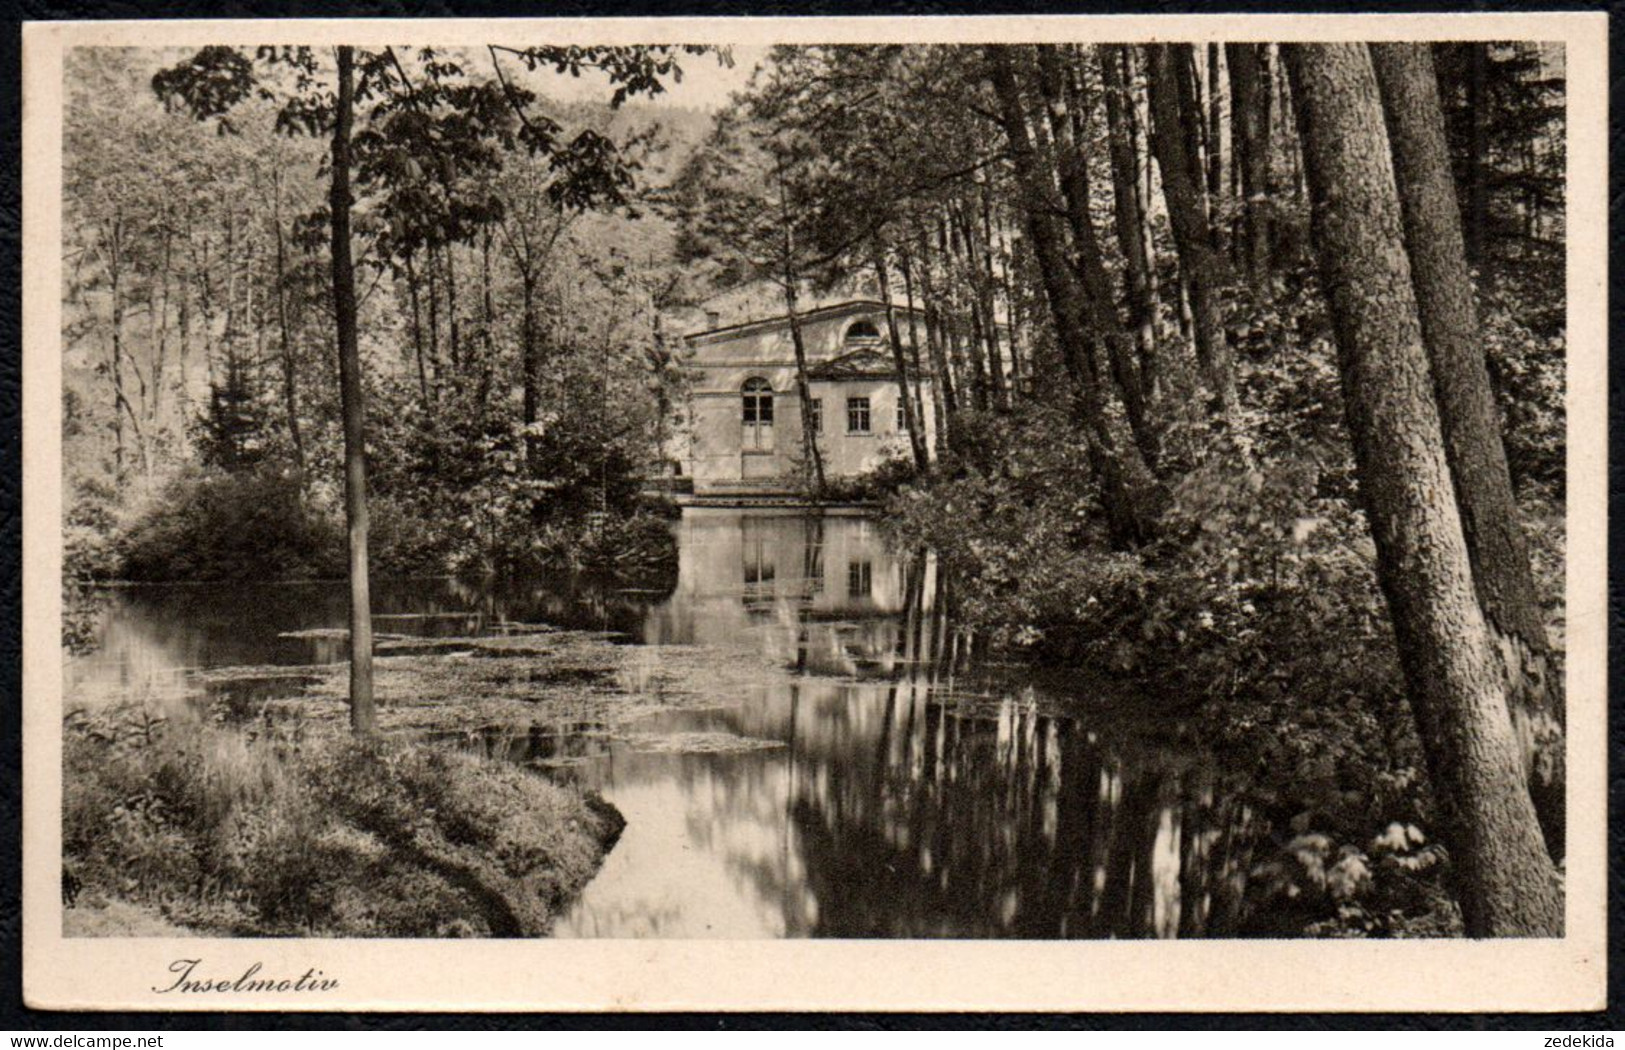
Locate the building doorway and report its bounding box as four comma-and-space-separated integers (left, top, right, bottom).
741, 377, 776, 478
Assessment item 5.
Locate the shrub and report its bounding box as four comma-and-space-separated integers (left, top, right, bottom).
519, 510, 679, 591
369, 494, 455, 577
820, 454, 920, 504
118, 467, 344, 582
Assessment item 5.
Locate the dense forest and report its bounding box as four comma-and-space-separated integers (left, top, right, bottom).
62, 41, 1566, 938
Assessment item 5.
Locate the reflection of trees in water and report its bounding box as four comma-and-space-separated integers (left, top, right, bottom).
638, 543, 1275, 939
441, 573, 659, 638
787, 692, 1269, 938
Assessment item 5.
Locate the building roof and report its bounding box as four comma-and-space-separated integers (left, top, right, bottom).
683, 299, 924, 345
806, 347, 901, 382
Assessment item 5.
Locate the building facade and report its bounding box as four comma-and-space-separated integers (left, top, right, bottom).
679, 300, 937, 493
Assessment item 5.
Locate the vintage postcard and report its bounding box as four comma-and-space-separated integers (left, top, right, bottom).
21, 12, 1608, 1012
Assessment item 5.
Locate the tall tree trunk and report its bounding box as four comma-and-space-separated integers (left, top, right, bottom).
949, 202, 992, 411
899, 247, 936, 448
927, 214, 963, 423
520, 269, 542, 473
150, 222, 171, 435
443, 241, 461, 371
872, 243, 929, 470
1284, 41, 1560, 936
224, 206, 238, 388
270, 167, 307, 478
1371, 42, 1563, 859
784, 287, 825, 497
1102, 45, 1162, 404
1035, 45, 1157, 468
403, 246, 434, 413
194, 236, 218, 394
248, 231, 264, 401
1206, 43, 1227, 204
176, 240, 193, 419
477, 225, 496, 413
1147, 44, 1237, 411
774, 166, 825, 497
986, 45, 1162, 546
329, 45, 376, 737
1226, 43, 1274, 277
994, 222, 1023, 396
106, 221, 127, 484
975, 182, 1009, 409
1177, 47, 1211, 230
914, 224, 955, 453
426, 246, 442, 395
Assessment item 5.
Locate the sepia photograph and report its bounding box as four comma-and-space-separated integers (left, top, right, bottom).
20, 13, 1608, 1013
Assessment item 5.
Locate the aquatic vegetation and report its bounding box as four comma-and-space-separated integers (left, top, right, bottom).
621, 731, 787, 754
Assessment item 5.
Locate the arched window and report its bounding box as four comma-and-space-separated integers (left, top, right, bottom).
843, 320, 883, 350
741, 377, 774, 424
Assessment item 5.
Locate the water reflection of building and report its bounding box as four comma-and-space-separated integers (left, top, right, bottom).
560, 509, 1271, 940
642, 509, 933, 681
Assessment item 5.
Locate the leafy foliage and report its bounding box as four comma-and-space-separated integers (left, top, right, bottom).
118, 467, 343, 582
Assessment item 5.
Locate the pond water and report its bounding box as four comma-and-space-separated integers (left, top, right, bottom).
69, 507, 1277, 939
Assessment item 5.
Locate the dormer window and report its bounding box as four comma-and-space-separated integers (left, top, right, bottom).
843, 319, 884, 351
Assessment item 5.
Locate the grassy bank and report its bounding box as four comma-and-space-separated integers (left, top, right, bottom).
64, 700, 623, 937
63, 624, 786, 937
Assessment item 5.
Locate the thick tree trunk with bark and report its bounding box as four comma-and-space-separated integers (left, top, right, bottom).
1371, 42, 1564, 859
1147, 44, 1237, 411
476, 227, 497, 413
1285, 41, 1561, 936
329, 46, 377, 737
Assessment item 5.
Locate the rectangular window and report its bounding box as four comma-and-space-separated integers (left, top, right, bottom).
847, 397, 871, 434
808, 398, 822, 434
896, 399, 908, 431
847, 560, 873, 599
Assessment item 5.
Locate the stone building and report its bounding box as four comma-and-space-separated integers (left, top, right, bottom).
677, 299, 937, 495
